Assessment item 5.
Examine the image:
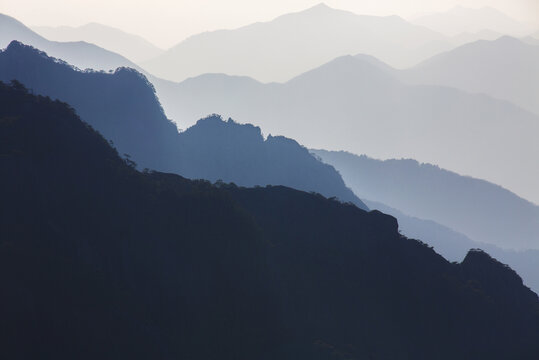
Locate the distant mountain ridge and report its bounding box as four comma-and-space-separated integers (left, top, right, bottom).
142, 2, 447, 82
399, 36, 539, 115
0, 41, 367, 210
32, 23, 164, 63
313, 149, 539, 250
160, 51, 539, 204
0, 13, 140, 72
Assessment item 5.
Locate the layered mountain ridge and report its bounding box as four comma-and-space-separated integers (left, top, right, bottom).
0, 41, 366, 210
2, 80, 538, 359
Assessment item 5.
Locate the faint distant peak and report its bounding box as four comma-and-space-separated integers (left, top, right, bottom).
308, 2, 331, 10
286, 2, 354, 18
494, 34, 522, 43
353, 53, 395, 72
465, 35, 529, 50
448, 5, 502, 15
304, 54, 388, 75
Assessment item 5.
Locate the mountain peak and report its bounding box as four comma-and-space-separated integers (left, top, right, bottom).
311, 2, 330, 9
461, 249, 526, 290
5, 41, 48, 60
297, 2, 343, 15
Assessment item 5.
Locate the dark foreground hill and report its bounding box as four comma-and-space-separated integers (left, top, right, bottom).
2, 82, 539, 359
0, 41, 366, 209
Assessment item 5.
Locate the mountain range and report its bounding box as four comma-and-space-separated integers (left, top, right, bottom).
32, 23, 164, 63
160, 48, 539, 204
2, 80, 539, 359
313, 150, 539, 291
5, 39, 539, 288
399, 36, 539, 115
312, 150, 539, 250
0, 13, 143, 73
4, 39, 538, 293
0, 41, 366, 210
141, 3, 448, 82
2, 3, 539, 358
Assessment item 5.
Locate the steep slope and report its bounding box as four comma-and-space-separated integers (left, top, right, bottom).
166, 54, 539, 204
364, 199, 539, 293
313, 150, 539, 250
32, 23, 163, 63
400, 37, 539, 115
0, 41, 365, 208
142, 3, 446, 82
2, 81, 539, 359
0, 41, 179, 172
412, 6, 532, 36
0, 13, 139, 71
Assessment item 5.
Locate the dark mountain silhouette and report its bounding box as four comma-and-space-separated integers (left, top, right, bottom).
32, 23, 164, 63
177, 115, 367, 209
364, 199, 539, 293
400, 36, 539, 115
313, 150, 539, 251
0, 13, 139, 71
0, 41, 366, 209
2, 80, 539, 359
163, 53, 539, 204
142, 2, 446, 82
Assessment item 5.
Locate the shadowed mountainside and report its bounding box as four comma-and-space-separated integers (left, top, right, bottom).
177, 115, 367, 209
0, 41, 366, 209
2, 81, 539, 359
0, 41, 179, 172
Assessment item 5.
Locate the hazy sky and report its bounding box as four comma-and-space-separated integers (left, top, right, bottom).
1, 0, 538, 48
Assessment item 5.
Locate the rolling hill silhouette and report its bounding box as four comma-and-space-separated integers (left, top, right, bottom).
142, 2, 446, 82
2, 80, 539, 359
33, 23, 164, 63
0, 41, 366, 209
162, 53, 539, 204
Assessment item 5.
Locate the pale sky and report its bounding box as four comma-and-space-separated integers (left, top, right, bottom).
1, 0, 538, 48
